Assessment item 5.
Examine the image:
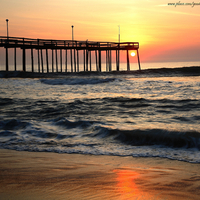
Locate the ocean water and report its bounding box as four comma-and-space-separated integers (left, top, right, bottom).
0, 64, 200, 163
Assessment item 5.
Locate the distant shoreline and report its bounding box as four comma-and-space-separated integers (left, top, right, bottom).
0, 66, 200, 78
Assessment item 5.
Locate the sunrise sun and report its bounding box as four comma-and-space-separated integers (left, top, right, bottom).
131, 52, 136, 57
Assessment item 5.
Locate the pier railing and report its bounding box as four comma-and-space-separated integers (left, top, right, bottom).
0, 36, 141, 73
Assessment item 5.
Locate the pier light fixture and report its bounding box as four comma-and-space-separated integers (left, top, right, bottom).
6, 19, 9, 38
71, 25, 74, 41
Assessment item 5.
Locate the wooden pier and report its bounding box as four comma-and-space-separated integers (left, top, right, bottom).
0, 36, 141, 73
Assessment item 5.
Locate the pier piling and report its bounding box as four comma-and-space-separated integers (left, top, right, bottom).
60, 49, 62, 72
14, 46, 17, 71
74, 49, 76, 72
70, 49, 73, 72
83, 50, 86, 72
98, 50, 101, 72
89, 51, 92, 71
22, 48, 26, 72
31, 48, 34, 72
55, 49, 58, 72
77, 50, 79, 72
46, 49, 49, 73
65, 49, 67, 72
52, 49, 54, 73
37, 49, 40, 73
40, 49, 44, 73
137, 49, 141, 71
6, 47, 8, 71
95, 50, 98, 71
126, 50, 130, 71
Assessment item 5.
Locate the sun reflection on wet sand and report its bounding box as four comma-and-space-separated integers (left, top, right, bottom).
113, 169, 157, 200
114, 170, 140, 199
113, 169, 166, 200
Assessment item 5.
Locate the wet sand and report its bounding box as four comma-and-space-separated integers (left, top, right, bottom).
0, 149, 200, 200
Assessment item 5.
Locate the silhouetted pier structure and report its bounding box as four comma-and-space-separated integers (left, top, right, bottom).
0, 36, 141, 73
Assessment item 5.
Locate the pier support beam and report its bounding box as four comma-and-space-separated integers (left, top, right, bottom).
98, 50, 101, 72
52, 49, 54, 73
86, 42, 88, 71
65, 49, 67, 72
137, 49, 141, 70
127, 50, 130, 71
60, 49, 62, 72
83, 50, 85, 71
46, 49, 49, 73
56, 49, 58, 72
86, 50, 88, 71
116, 50, 118, 71
109, 50, 112, 71
95, 50, 98, 72
22, 48, 26, 72
37, 49, 40, 73
70, 49, 73, 72
77, 50, 79, 72
5, 47, 8, 71
89, 51, 92, 71
116, 49, 120, 71
31, 48, 34, 72
106, 50, 108, 71
84, 50, 86, 72
40, 49, 44, 73
14, 47, 17, 71
37, 40, 40, 73
74, 49, 76, 72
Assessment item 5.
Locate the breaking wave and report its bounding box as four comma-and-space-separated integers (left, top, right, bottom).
0, 117, 200, 163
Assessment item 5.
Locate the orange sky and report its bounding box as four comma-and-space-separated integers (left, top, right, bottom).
0, 0, 200, 62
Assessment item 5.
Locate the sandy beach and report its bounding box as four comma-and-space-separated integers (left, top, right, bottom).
0, 149, 199, 200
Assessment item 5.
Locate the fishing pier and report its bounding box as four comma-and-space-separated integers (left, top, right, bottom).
0, 36, 141, 73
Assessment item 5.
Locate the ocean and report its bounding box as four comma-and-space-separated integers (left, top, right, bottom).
0, 61, 200, 163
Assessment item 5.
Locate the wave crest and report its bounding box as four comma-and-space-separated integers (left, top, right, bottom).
93, 126, 200, 149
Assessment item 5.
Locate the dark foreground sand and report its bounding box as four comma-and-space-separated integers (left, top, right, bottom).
0, 149, 200, 200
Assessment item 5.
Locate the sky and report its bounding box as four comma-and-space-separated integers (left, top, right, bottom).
0, 0, 200, 63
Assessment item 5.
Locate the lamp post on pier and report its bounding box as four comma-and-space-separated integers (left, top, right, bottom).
5, 19, 9, 71
71, 25, 74, 41
6, 19, 9, 39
